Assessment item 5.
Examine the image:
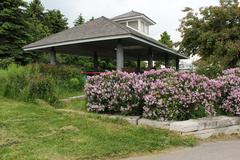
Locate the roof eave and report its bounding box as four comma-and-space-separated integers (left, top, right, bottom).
130, 35, 188, 59
23, 34, 132, 51
23, 32, 187, 59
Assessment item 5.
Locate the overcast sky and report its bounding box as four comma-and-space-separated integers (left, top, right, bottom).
25, 0, 220, 42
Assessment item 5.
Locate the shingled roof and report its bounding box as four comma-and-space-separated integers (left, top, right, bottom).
23, 16, 187, 59
112, 11, 143, 19
23, 17, 130, 50
112, 11, 156, 25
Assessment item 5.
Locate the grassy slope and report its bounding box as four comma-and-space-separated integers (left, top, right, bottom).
0, 98, 197, 160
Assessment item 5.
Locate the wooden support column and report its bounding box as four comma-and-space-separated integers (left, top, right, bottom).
148, 47, 153, 69
176, 57, 180, 71
50, 47, 57, 65
164, 54, 170, 68
93, 51, 98, 72
116, 40, 124, 70
137, 55, 141, 73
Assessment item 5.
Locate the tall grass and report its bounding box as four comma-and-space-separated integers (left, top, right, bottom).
0, 64, 85, 105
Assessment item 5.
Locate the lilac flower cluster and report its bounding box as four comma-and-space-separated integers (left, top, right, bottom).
222, 88, 240, 114
85, 71, 145, 115
223, 68, 240, 76
143, 72, 222, 120
217, 68, 240, 115
85, 68, 240, 120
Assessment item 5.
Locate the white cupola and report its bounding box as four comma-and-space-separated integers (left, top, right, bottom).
112, 11, 156, 35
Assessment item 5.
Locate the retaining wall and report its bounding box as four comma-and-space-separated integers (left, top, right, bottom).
112, 115, 240, 139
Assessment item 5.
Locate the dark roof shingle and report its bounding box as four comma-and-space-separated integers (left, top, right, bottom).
112, 11, 144, 20
23, 16, 187, 58
24, 17, 130, 49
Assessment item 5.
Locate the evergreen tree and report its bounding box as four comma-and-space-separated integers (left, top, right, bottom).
74, 13, 85, 26
159, 31, 173, 48
26, 0, 49, 63
89, 16, 95, 22
0, 0, 30, 64
26, 0, 44, 21
26, 0, 49, 42
44, 9, 68, 33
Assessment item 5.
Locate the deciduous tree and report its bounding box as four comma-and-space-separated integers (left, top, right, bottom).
179, 0, 240, 68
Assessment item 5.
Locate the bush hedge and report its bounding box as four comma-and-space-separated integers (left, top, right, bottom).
85, 68, 240, 121
26, 75, 58, 104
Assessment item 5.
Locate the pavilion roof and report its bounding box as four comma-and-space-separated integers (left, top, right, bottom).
23, 16, 187, 59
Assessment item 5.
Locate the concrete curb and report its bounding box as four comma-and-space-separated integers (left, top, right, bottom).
114, 116, 240, 139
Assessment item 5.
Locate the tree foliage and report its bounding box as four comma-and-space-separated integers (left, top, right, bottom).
159, 31, 173, 48
0, 0, 30, 64
26, 0, 44, 21
74, 13, 85, 26
0, 0, 69, 65
26, 0, 50, 63
44, 9, 68, 33
89, 16, 95, 22
179, 0, 240, 68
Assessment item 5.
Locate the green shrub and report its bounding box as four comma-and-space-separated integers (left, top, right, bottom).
68, 78, 80, 89
0, 58, 15, 69
26, 75, 58, 104
0, 64, 29, 98
38, 64, 85, 91
3, 74, 27, 99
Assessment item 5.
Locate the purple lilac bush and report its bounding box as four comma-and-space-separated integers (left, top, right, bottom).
222, 88, 240, 114
85, 72, 145, 115
142, 72, 223, 120
218, 68, 240, 115
85, 68, 240, 121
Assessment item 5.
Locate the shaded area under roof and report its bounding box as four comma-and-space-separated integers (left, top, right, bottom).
23, 16, 188, 60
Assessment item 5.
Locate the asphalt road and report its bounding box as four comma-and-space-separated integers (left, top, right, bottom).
123, 140, 240, 160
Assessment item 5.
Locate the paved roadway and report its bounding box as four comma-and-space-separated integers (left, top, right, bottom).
123, 140, 240, 160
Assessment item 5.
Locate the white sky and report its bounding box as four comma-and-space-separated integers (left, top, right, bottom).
25, 0, 220, 43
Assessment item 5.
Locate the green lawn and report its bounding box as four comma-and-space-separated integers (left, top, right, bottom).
56, 88, 85, 99
0, 98, 197, 160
